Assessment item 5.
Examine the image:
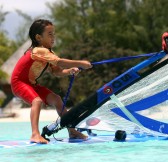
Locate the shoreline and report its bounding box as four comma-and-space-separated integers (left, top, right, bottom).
0, 108, 58, 122
1, 106, 168, 123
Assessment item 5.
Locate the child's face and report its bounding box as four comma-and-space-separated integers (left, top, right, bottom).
38, 25, 55, 48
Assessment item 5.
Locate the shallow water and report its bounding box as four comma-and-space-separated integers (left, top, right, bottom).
0, 122, 168, 162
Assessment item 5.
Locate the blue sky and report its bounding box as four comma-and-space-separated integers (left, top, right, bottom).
1, 0, 60, 40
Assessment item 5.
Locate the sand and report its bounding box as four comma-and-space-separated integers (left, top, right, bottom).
0, 108, 59, 122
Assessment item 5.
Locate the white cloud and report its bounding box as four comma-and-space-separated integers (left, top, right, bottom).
1, 0, 56, 13
0, 0, 60, 39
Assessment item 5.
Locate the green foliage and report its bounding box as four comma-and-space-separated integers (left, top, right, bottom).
0, 32, 16, 82
0, 6, 17, 82
0, 33, 17, 63
2, 0, 168, 106
127, 0, 168, 52
0, 69, 8, 82
44, 0, 168, 106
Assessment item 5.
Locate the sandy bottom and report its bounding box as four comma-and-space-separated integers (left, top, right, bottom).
0, 108, 58, 122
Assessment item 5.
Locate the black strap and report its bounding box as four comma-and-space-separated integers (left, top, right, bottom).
35, 63, 49, 85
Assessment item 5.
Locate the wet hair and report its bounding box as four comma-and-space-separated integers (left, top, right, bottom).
113, 130, 127, 141
29, 19, 53, 48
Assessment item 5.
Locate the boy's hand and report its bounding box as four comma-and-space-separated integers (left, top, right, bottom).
69, 67, 80, 76
81, 61, 92, 69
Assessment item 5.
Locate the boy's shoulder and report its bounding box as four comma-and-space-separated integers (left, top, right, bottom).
32, 47, 50, 54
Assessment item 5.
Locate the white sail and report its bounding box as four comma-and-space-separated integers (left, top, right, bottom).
77, 58, 168, 135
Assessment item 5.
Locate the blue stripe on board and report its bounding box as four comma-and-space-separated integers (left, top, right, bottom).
111, 108, 168, 134
112, 89, 168, 112
1, 134, 168, 148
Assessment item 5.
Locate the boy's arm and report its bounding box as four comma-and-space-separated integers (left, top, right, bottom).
49, 65, 80, 77
57, 58, 91, 69
32, 47, 92, 69
32, 47, 60, 65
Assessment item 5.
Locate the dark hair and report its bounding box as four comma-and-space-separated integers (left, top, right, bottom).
114, 130, 127, 141
29, 19, 53, 48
